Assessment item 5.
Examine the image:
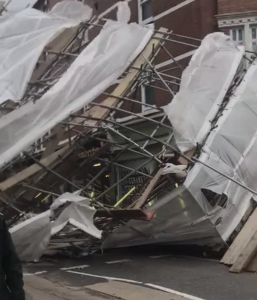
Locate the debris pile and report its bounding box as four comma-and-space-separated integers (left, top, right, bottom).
0, 1, 257, 265
10, 193, 101, 261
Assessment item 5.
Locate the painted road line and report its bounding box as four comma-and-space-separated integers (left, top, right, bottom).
66, 270, 206, 300
177, 255, 219, 263
149, 254, 219, 263
146, 283, 205, 300
106, 259, 132, 264
24, 271, 47, 276
60, 264, 90, 271
66, 270, 142, 284
149, 255, 173, 259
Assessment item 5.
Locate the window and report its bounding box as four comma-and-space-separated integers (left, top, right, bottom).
94, 2, 99, 11
141, 69, 155, 110
139, 0, 153, 23
252, 26, 257, 52
144, 85, 155, 106
230, 27, 245, 47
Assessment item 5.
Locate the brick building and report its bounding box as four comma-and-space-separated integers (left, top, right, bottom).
217, 0, 257, 51
36, 0, 216, 110
86, 0, 218, 111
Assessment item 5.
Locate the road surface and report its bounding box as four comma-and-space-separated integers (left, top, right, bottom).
23, 248, 257, 300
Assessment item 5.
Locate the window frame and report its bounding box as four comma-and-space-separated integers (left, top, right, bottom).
141, 69, 156, 111
138, 0, 154, 25
229, 27, 245, 47
251, 25, 257, 52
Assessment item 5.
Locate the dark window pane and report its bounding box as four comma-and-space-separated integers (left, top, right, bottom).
144, 85, 155, 105
232, 29, 237, 41
238, 29, 242, 40
252, 28, 257, 40
142, 0, 152, 21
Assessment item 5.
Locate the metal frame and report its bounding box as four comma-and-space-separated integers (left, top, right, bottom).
0, 19, 252, 217
2, 9, 253, 256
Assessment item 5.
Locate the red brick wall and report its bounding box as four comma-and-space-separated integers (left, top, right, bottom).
90, 0, 217, 111
43, 0, 217, 111
218, 0, 257, 15
48, 0, 69, 10
152, 0, 217, 107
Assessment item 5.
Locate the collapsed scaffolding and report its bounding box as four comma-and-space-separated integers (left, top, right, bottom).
0, 1, 193, 259
1, 1, 257, 265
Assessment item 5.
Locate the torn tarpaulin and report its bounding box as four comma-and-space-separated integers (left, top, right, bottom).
0, 16, 153, 169
164, 33, 244, 153
10, 193, 102, 262
10, 211, 52, 262
184, 59, 257, 241
50, 193, 102, 239
0, 1, 93, 104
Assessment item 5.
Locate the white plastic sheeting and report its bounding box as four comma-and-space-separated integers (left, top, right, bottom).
0, 1, 93, 104
117, 1, 131, 23
185, 60, 257, 241
162, 163, 187, 179
99, 34, 256, 248
10, 192, 101, 262
51, 193, 102, 239
10, 211, 52, 262
165, 33, 244, 153
0, 19, 153, 169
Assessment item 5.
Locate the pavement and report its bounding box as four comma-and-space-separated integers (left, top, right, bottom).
23, 248, 257, 300
25, 275, 190, 300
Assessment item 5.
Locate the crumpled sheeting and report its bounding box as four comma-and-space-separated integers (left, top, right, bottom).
0, 1, 93, 104
185, 60, 257, 241
164, 33, 244, 153
109, 33, 256, 247
0, 17, 153, 169
10, 211, 52, 262
162, 163, 187, 179
10, 193, 101, 262
51, 201, 101, 239
50, 192, 86, 210
103, 186, 223, 249
50, 193, 102, 239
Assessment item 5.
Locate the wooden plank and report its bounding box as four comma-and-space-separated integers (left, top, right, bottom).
9, 28, 168, 195
230, 231, 257, 273
134, 168, 163, 209
247, 253, 257, 272
178, 148, 195, 165
40, 28, 168, 150
73, 27, 169, 129
221, 208, 257, 265
0, 146, 68, 192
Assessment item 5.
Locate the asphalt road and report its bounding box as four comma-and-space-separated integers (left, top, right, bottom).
23, 248, 257, 300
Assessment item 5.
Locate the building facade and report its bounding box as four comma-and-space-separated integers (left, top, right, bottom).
217, 0, 257, 51
94, 0, 217, 110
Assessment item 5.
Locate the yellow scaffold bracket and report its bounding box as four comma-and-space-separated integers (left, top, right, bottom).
114, 186, 136, 208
